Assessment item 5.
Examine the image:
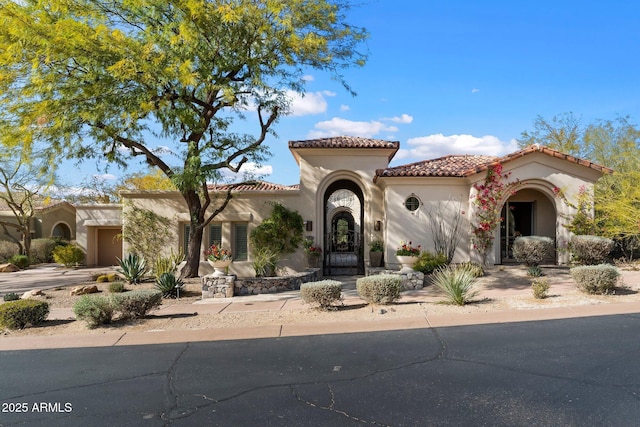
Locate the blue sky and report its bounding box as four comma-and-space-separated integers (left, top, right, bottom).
75, 0, 640, 188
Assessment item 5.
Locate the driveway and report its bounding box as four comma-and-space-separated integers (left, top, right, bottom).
0, 264, 114, 296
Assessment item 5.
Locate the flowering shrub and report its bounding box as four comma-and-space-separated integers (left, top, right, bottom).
396, 241, 421, 256
204, 243, 232, 262
306, 245, 322, 255
471, 164, 515, 265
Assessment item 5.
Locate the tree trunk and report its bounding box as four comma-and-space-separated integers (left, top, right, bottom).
182, 221, 204, 278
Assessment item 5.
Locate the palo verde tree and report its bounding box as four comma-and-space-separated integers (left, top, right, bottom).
0, 0, 367, 277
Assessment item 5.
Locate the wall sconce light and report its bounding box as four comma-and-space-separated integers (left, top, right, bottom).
374, 220, 382, 231
305, 220, 313, 231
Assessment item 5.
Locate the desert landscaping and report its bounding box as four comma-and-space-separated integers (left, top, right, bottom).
2, 264, 640, 339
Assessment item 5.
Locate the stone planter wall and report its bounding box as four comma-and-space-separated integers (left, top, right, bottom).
366, 268, 425, 290
202, 268, 321, 299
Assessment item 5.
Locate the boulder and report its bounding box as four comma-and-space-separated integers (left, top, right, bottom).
0, 263, 20, 273
70, 285, 99, 296
22, 289, 45, 299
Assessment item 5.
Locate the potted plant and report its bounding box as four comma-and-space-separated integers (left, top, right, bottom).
396, 240, 421, 272
303, 237, 322, 268
204, 243, 232, 277
369, 238, 384, 268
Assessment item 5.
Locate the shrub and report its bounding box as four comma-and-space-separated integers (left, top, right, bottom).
30, 238, 57, 264
413, 251, 448, 274
8, 254, 29, 269
527, 265, 544, 277
155, 273, 184, 299
73, 295, 115, 328
252, 247, 280, 277
0, 241, 19, 262
153, 250, 185, 280
117, 253, 149, 284
356, 274, 402, 305
108, 282, 126, 293
531, 278, 550, 299
95, 273, 120, 283
0, 299, 50, 329
3, 292, 20, 302
457, 261, 485, 278
571, 264, 620, 294
112, 289, 162, 319
512, 236, 554, 267
431, 265, 479, 306
52, 244, 85, 267
570, 235, 614, 265
300, 280, 343, 309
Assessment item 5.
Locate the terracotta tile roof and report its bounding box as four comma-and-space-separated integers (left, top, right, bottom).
375, 145, 613, 181
376, 154, 498, 179
289, 136, 400, 161
207, 180, 299, 192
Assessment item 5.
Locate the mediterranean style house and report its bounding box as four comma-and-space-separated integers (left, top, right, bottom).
75, 137, 611, 276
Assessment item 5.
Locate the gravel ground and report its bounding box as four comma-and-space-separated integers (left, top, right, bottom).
2, 265, 640, 338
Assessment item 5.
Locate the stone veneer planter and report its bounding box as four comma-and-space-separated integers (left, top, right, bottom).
202, 268, 321, 299
366, 268, 425, 290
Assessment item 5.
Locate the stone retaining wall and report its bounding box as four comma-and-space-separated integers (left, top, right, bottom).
366, 268, 425, 290
202, 268, 321, 299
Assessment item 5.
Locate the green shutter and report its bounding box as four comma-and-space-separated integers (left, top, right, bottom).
183, 224, 190, 254
234, 224, 248, 261
209, 224, 222, 247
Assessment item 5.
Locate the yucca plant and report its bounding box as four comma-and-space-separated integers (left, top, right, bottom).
155, 272, 184, 299
117, 253, 149, 285
154, 249, 186, 280
432, 264, 480, 306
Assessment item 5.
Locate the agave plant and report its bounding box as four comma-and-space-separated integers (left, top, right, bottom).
155, 272, 184, 299
117, 253, 149, 285
431, 264, 480, 306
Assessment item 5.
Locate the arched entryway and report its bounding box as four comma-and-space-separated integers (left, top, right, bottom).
500, 187, 557, 263
324, 180, 365, 275
51, 222, 71, 241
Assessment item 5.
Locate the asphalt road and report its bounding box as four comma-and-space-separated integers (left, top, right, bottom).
2, 313, 640, 426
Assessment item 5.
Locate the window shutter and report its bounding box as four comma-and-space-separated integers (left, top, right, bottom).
183, 224, 190, 254
209, 224, 222, 247
234, 224, 248, 261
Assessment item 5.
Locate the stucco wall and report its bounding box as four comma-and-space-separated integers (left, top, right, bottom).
76, 205, 122, 267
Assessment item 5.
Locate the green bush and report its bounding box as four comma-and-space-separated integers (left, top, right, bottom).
0, 299, 50, 329
0, 240, 19, 262
457, 261, 485, 278
8, 254, 29, 269
531, 278, 550, 299
30, 238, 57, 264
73, 295, 115, 328
153, 250, 185, 280
300, 280, 343, 309
112, 289, 162, 319
53, 244, 85, 267
108, 281, 126, 293
155, 273, 184, 298
570, 235, 614, 265
413, 251, 448, 274
117, 253, 149, 284
3, 292, 20, 302
527, 265, 544, 277
431, 265, 479, 306
570, 264, 620, 294
512, 236, 554, 267
252, 247, 280, 277
356, 274, 402, 305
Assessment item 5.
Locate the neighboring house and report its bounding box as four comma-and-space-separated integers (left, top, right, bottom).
78, 137, 611, 272
0, 200, 76, 246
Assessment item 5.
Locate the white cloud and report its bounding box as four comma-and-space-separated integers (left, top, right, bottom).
92, 173, 117, 181
308, 117, 399, 138
394, 133, 518, 161
387, 113, 414, 124
340, 104, 350, 111
471, 88, 480, 94
220, 162, 273, 181
286, 90, 336, 116
302, 75, 314, 82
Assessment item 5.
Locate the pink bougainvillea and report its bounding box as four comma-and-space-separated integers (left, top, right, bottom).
471, 164, 516, 265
